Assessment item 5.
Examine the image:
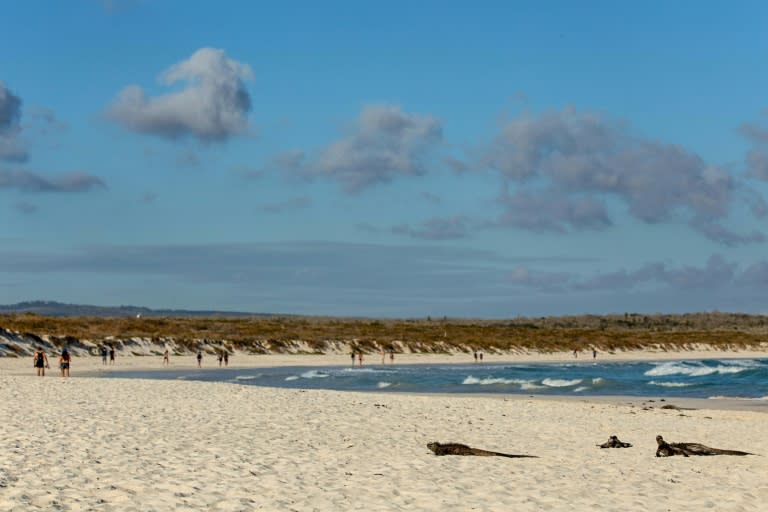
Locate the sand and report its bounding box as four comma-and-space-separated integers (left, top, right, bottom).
1, 350, 767, 511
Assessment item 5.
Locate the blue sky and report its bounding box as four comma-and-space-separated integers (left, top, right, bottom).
2, 0, 768, 317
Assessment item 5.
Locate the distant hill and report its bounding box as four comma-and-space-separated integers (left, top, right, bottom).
0, 300, 268, 318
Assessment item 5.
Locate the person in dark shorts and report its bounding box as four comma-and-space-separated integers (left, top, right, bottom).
109, 346, 115, 365
59, 348, 71, 377
197, 351, 203, 368
33, 348, 49, 377
223, 352, 229, 366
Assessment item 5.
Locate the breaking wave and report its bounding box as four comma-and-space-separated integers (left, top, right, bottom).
645, 360, 760, 377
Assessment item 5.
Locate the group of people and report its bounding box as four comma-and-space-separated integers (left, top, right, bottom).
194, 350, 230, 368
351, 349, 396, 367
32, 346, 235, 375
32, 347, 70, 377
378, 349, 395, 365
572, 348, 599, 359
100, 345, 116, 365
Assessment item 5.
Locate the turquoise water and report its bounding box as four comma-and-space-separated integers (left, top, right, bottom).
105, 358, 768, 400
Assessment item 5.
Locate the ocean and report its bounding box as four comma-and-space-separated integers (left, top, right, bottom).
104, 357, 768, 400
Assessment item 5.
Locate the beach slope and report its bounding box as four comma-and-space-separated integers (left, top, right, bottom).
1, 367, 766, 511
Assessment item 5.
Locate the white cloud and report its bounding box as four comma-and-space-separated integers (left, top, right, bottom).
296, 104, 442, 192
107, 48, 253, 142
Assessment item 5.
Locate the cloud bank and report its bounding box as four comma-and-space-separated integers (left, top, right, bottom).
480, 107, 757, 245
107, 48, 253, 142
507, 254, 768, 294
3, 242, 767, 317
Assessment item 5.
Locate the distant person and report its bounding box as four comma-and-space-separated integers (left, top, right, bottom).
101, 346, 108, 365
573, 349, 578, 358
350, 351, 356, 366
389, 350, 394, 364
59, 348, 71, 377
358, 352, 363, 367
163, 349, 170, 367
593, 349, 597, 359
473, 351, 478, 362
218, 353, 223, 367
33, 347, 49, 377
479, 351, 483, 362
109, 346, 115, 365
223, 352, 229, 366
197, 351, 203, 368
380, 349, 385, 364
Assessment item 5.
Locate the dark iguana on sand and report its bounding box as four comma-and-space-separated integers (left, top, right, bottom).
427, 442, 538, 458
655, 435, 753, 457
598, 435, 633, 448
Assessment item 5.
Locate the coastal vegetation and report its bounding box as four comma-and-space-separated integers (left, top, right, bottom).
2, 311, 767, 355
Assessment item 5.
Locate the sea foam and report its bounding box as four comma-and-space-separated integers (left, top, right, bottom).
300, 370, 329, 379
542, 378, 582, 387
234, 375, 260, 381
462, 376, 544, 389
648, 380, 691, 387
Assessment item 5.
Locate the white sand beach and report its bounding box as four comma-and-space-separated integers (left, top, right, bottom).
1, 351, 767, 511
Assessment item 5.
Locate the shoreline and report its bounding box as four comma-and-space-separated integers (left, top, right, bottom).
4, 348, 766, 413
3, 346, 767, 373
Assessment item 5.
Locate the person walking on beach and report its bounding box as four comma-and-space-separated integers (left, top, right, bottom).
357, 351, 363, 367
59, 348, 71, 377
389, 350, 394, 364
218, 352, 223, 367
109, 346, 115, 365
223, 352, 229, 366
163, 349, 170, 367
350, 351, 356, 367
592, 349, 597, 359
101, 346, 108, 365
197, 351, 203, 368
33, 348, 49, 376
473, 351, 478, 362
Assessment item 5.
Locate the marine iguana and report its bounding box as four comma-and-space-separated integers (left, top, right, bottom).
598, 435, 633, 448
427, 442, 537, 458
655, 435, 753, 457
